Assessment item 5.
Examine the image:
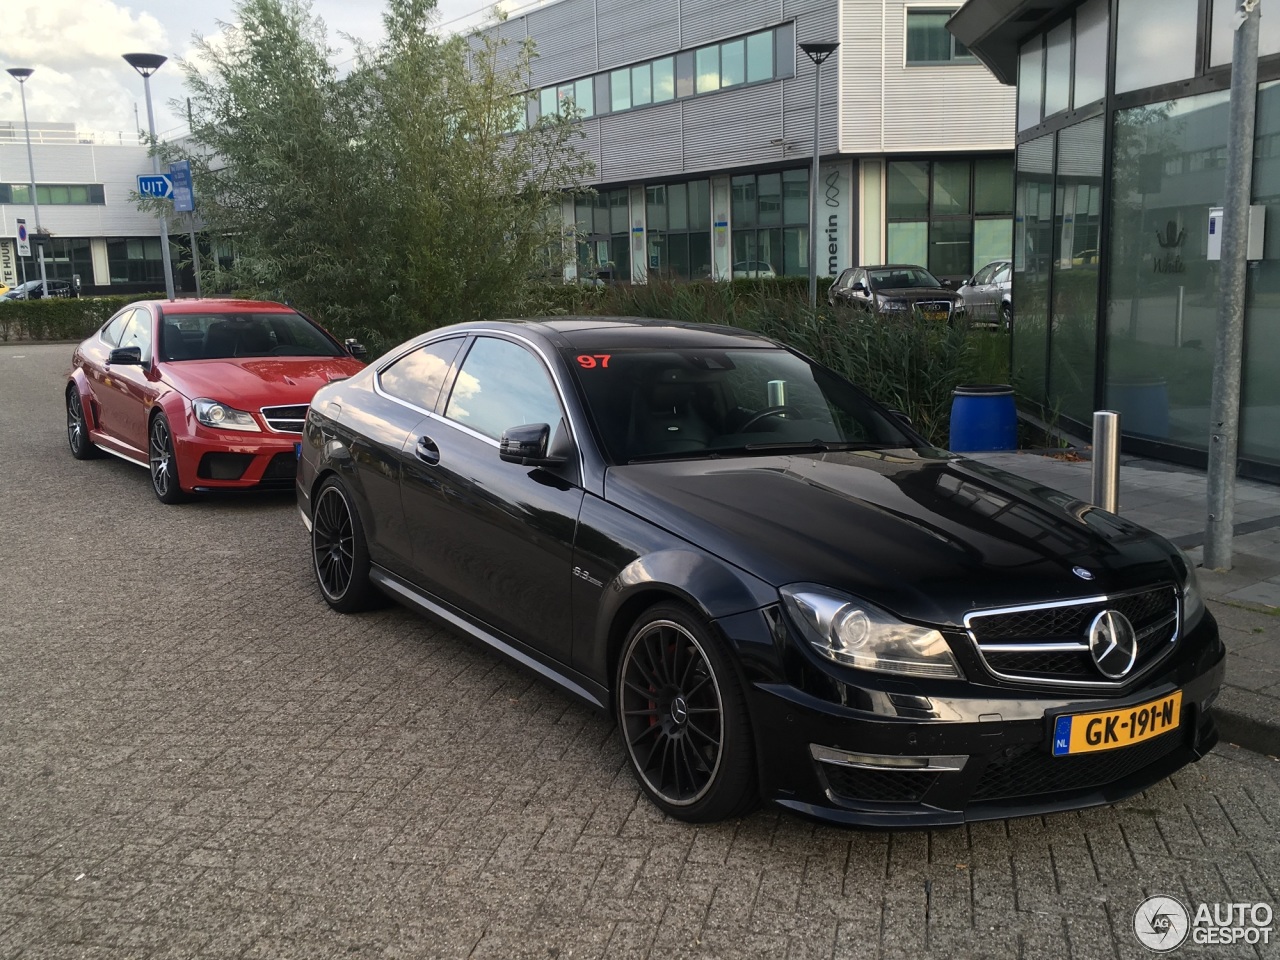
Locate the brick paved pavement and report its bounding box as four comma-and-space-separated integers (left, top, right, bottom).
2, 344, 1278, 959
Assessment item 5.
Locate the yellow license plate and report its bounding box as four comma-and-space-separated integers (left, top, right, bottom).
922, 309, 947, 322
1051, 691, 1182, 756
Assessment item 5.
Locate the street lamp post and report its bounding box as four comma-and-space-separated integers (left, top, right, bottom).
123, 52, 176, 300
800, 42, 839, 311
7, 68, 50, 299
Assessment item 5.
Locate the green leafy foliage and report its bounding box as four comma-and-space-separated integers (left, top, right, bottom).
155, 0, 590, 346
0, 296, 166, 342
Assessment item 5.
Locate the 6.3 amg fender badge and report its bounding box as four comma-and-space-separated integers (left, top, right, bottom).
1088, 609, 1139, 679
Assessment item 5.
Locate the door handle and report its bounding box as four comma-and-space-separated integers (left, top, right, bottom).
415, 436, 440, 465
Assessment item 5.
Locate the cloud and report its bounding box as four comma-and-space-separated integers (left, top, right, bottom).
0, 0, 172, 134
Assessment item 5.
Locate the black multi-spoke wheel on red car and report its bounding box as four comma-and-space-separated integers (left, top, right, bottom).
148, 414, 185, 504
617, 604, 756, 821
65, 387, 98, 460
312, 477, 377, 613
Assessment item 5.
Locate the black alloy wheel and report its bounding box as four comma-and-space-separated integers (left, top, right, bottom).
148, 413, 186, 504
311, 477, 377, 613
617, 603, 757, 821
65, 387, 99, 460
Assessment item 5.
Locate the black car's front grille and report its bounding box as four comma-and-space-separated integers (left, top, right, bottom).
261, 404, 308, 434
971, 729, 1184, 802
966, 585, 1179, 687
822, 764, 939, 805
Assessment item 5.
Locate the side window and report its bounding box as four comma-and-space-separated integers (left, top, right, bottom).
101, 310, 132, 347
444, 337, 563, 441
378, 337, 463, 412
972, 264, 995, 285
119, 310, 153, 362
994, 264, 1011, 285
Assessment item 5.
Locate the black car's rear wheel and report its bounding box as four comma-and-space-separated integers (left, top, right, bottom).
148, 413, 187, 504
617, 603, 757, 821
65, 386, 99, 460
312, 477, 377, 613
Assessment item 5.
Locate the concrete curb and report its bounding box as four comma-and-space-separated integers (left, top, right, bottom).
1214, 692, 1280, 758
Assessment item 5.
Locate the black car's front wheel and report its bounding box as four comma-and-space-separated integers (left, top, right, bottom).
311, 477, 378, 613
65, 386, 99, 460
148, 413, 187, 504
617, 603, 757, 822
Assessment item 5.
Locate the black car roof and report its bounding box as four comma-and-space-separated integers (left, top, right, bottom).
435, 316, 778, 351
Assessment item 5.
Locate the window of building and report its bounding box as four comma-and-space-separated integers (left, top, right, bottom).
730, 170, 809, 276
1043, 19, 1072, 118
886, 157, 1014, 277
646, 179, 711, 280
1073, 0, 1108, 107
0, 183, 105, 205
1114, 0, 1197, 95
107, 237, 167, 283
17, 236, 92, 284
1211, 0, 1280, 65
906, 9, 974, 64
576, 189, 630, 282
536, 28, 780, 121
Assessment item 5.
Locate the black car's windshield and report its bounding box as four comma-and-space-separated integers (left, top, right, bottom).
565, 346, 916, 463
160, 311, 342, 361
868, 267, 941, 290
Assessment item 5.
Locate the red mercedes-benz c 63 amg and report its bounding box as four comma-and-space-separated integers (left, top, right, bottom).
66, 298, 365, 503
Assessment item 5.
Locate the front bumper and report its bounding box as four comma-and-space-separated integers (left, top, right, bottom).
716, 609, 1225, 827
174, 430, 301, 493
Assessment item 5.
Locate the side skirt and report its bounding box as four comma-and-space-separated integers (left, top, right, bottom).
368, 566, 609, 712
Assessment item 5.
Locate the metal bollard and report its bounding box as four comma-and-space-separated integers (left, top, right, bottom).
1091, 411, 1121, 513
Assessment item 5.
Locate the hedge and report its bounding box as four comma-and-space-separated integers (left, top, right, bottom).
0, 294, 168, 343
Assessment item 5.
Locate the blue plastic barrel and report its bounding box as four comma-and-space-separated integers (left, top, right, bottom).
949, 384, 1017, 452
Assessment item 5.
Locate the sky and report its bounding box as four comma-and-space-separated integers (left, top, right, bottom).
0, 0, 506, 139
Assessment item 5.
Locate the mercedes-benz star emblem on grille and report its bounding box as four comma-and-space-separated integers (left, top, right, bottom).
1087, 610, 1138, 679
1072, 566, 1095, 580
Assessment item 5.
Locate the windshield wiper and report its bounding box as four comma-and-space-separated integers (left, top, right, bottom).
740, 440, 893, 453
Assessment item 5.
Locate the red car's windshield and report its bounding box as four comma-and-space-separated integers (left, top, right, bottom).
160, 311, 342, 361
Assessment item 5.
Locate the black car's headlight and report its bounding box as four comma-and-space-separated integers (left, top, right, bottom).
1177, 551, 1206, 631
780, 584, 963, 679
877, 298, 909, 312
193, 398, 261, 432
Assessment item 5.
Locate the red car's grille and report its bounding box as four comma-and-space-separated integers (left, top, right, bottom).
261, 404, 308, 434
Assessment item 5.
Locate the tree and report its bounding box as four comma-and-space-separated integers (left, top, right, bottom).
167, 0, 590, 345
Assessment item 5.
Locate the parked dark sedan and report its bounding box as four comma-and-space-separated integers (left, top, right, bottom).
2, 278, 77, 300
297, 317, 1223, 826
828, 264, 961, 322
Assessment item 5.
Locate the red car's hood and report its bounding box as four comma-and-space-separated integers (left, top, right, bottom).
161, 356, 366, 407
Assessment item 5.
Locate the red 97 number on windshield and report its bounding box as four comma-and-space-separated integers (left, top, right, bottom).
576, 354, 611, 369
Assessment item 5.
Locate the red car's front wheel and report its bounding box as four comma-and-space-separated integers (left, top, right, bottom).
149, 414, 187, 504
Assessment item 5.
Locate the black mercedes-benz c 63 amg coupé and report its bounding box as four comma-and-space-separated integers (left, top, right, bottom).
296, 317, 1223, 826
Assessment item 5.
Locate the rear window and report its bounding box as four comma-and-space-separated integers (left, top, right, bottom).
159, 311, 342, 361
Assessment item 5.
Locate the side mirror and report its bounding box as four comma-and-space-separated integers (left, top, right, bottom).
107, 346, 143, 365
500, 420, 571, 467
851, 282, 867, 294
344, 338, 367, 360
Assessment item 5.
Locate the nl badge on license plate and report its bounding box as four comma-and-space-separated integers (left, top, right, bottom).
1051, 691, 1182, 756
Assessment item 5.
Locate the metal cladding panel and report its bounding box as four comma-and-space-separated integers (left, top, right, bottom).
0, 143, 161, 237
596, 0, 681, 69
524, 0, 599, 85
782, 74, 840, 158
471, 17, 530, 73
682, 84, 786, 172
880, 1, 1015, 151
599, 106, 684, 182
838, 0, 886, 153
680, 0, 780, 48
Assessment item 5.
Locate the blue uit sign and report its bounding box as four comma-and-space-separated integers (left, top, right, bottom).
169, 161, 195, 213
138, 174, 173, 199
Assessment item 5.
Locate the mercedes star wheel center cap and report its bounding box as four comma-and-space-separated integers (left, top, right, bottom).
1088, 609, 1139, 679
670, 696, 688, 725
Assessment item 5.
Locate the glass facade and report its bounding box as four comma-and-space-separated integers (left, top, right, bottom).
0, 183, 105, 205
17, 237, 92, 284
1005, 0, 1280, 473
730, 170, 810, 276
886, 157, 1014, 277
906, 9, 975, 64
575, 189, 630, 281
107, 237, 167, 283
646, 180, 712, 280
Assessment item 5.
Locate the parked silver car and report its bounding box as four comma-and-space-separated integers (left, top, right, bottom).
956, 259, 1012, 328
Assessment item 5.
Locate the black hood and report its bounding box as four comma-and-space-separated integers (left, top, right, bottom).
604, 449, 1182, 626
